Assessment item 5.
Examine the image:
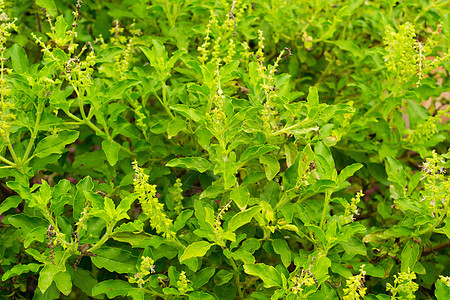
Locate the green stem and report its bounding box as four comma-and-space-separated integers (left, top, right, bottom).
364, 101, 383, 117
6, 142, 19, 165
161, 81, 174, 119
22, 101, 44, 164
207, 94, 213, 113
66, 111, 83, 123
314, 61, 333, 87
73, 85, 88, 120
88, 223, 114, 253
66, 111, 135, 157
0, 154, 14, 166
229, 257, 244, 299
43, 210, 71, 248
271, 119, 312, 137
274, 193, 288, 211
141, 288, 167, 298
333, 145, 368, 153
414, 2, 443, 22
320, 189, 331, 228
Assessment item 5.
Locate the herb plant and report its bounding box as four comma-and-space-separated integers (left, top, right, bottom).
0, 0, 449, 299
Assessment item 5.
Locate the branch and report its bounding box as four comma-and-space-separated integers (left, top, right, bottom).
422, 240, 450, 256
228, 0, 237, 36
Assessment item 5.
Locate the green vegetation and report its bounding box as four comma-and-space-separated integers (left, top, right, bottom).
0, 0, 449, 299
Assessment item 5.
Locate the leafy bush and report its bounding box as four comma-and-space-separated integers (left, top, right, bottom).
0, 0, 449, 299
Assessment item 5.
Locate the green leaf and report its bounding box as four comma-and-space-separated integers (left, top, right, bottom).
333, 40, 361, 57
166, 157, 212, 173
317, 282, 339, 299
307, 86, 319, 106
11, 44, 29, 73
103, 196, 116, 221
0, 195, 22, 215
315, 142, 335, 180
272, 239, 292, 268
70, 267, 98, 297
407, 172, 422, 196
34, 180, 52, 207
6, 181, 34, 200
340, 237, 367, 257
127, 288, 145, 300
330, 262, 352, 278
34, 130, 79, 158
401, 241, 419, 273
226, 206, 261, 232
336, 163, 363, 185
306, 225, 328, 247
229, 248, 255, 264
24, 226, 47, 247
92, 247, 137, 274
442, 218, 450, 239
53, 16, 69, 45
363, 264, 385, 278
52, 179, 71, 198
167, 116, 186, 138
115, 194, 139, 220
339, 223, 366, 242
102, 139, 120, 166
435, 278, 450, 300
54, 271, 72, 296
33, 282, 60, 300
73, 176, 94, 220
194, 200, 215, 233
2, 263, 41, 281
111, 231, 161, 248
180, 241, 214, 262
140, 46, 156, 64
200, 181, 225, 199
152, 39, 169, 61
92, 280, 132, 298
283, 154, 301, 190
190, 267, 215, 289
407, 99, 429, 128
259, 154, 280, 180
311, 256, 331, 279
386, 157, 407, 187
35, 0, 57, 16
188, 291, 215, 300
196, 127, 212, 148
173, 210, 194, 231
214, 270, 234, 286
303, 180, 336, 195
38, 251, 69, 294
230, 186, 250, 210
170, 104, 204, 122
107, 79, 141, 101
84, 190, 105, 211
239, 145, 279, 163
163, 287, 179, 295
220, 60, 240, 77
243, 263, 283, 288
8, 214, 47, 237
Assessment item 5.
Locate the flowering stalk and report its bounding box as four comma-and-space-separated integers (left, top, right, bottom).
0, 1, 18, 166
128, 256, 155, 288
177, 271, 192, 295
386, 268, 419, 300
343, 265, 366, 300
132, 160, 176, 239
288, 259, 318, 297
419, 151, 449, 221
340, 191, 364, 225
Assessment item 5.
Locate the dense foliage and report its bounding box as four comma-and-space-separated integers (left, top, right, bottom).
0, 0, 449, 299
